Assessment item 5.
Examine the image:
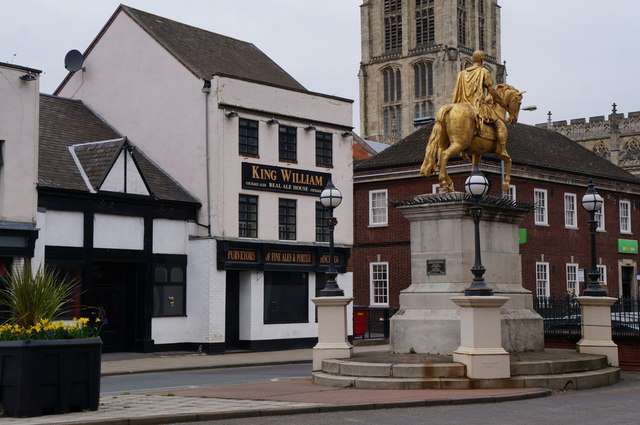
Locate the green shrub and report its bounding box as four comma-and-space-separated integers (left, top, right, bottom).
0, 266, 78, 328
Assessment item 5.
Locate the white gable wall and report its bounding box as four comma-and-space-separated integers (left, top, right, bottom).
100, 150, 150, 195
57, 11, 207, 226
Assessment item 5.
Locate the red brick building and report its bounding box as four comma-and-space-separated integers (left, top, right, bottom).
353, 122, 640, 307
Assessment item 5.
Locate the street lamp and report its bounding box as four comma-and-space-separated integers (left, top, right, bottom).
464, 167, 492, 296
319, 178, 343, 296
581, 180, 606, 296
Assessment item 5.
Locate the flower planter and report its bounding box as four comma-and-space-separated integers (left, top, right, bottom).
0, 338, 102, 417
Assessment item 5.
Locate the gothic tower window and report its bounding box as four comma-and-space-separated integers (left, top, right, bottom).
384, 0, 402, 51
415, 0, 435, 46
478, 0, 486, 51
383, 106, 403, 141
413, 61, 433, 118
593, 141, 611, 160
383, 67, 402, 102
413, 62, 433, 98
621, 139, 640, 165
457, 0, 468, 47
382, 66, 402, 142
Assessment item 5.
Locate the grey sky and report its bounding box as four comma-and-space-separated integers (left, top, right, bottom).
2, 1, 638, 131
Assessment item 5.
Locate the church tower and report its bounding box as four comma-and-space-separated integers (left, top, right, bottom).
359, 0, 504, 144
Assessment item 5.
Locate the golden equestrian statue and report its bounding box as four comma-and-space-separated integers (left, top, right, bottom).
420, 50, 525, 192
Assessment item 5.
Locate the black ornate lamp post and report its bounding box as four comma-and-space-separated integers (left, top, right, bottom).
581, 180, 606, 296
464, 167, 492, 296
319, 178, 343, 296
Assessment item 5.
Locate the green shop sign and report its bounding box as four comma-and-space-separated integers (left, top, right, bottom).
518, 228, 527, 244
618, 239, 638, 254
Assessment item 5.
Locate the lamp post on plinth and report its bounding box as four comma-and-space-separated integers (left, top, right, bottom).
463, 167, 492, 296
581, 179, 606, 296
319, 178, 343, 296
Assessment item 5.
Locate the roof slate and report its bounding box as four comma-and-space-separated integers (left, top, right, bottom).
39, 95, 199, 204
121, 5, 306, 91
355, 122, 640, 183
72, 140, 123, 190
39, 95, 121, 192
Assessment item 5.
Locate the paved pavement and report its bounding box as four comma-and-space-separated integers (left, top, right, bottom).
3, 345, 552, 425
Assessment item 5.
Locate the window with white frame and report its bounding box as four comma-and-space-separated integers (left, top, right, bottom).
620, 200, 631, 234
507, 185, 516, 201
534, 189, 548, 225
369, 190, 388, 226
564, 193, 577, 228
536, 262, 550, 297
370, 262, 389, 305
595, 203, 605, 231
432, 183, 440, 194
566, 263, 579, 295
596, 265, 607, 286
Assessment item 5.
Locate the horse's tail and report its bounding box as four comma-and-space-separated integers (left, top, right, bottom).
420, 105, 452, 176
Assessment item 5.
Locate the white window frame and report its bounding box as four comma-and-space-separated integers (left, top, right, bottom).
596, 265, 607, 286
564, 193, 578, 229
508, 185, 516, 201
620, 200, 631, 234
370, 262, 389, 306
534, 189, 548, 226
432, 183, 440, 194
536, 262, 550, 297
595, 203, 605, 231
369, 189, 388, 227
566, 263, 579, 295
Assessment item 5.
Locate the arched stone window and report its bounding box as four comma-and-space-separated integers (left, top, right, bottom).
593, 141, 611, 160
621, 138, 640, 164
413, 62, 433, 98
382, 67, 402, 103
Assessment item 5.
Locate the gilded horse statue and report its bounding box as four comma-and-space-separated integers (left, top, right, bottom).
419, 83, 525, 192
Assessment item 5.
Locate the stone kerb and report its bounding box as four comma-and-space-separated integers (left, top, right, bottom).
390, 193, 543, 354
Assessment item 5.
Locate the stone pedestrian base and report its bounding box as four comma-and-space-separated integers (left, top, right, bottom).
313, 349, 620, 391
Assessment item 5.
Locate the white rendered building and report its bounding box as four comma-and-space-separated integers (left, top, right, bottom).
54, 5, 354, 352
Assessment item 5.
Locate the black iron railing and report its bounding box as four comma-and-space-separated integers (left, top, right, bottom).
533, 296, 640, 338
353, 306, 399, 340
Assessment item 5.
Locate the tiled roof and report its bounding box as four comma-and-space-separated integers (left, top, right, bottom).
39, 95, 200, 204
121, 5, 306, 91
39, 95, 120, 192
72, 140, 123, 190
355, 122, 640, 183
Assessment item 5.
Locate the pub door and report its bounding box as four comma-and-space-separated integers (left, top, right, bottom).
90, 262, 140, 353
225, 271, 241, 351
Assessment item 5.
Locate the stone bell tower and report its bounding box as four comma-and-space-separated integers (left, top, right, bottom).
359, 0, 504, 144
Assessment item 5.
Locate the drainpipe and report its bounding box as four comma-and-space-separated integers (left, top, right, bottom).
202, 79, 212, 236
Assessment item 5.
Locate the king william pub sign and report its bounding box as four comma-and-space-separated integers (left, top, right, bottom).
242, 162, 330, 196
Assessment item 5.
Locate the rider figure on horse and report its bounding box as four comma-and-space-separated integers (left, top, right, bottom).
452, 50, 508, 155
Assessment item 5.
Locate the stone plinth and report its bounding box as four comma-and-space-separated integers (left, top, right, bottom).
312, 296, 353, 371
451, 296, 510, 379
576, 296, 619, 367
390, 193, 543, 354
